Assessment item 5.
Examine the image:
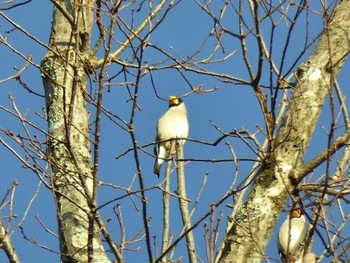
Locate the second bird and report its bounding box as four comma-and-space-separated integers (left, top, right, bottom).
277, 206, 307, 263
153, 96, 189, 177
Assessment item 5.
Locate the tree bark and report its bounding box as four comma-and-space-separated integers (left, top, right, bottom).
176, 142, 197, 263
40, 1, 110, 262
0, 221, 20, 263
217, 0, 350, 262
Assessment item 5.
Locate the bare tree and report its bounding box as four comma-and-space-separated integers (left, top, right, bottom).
216, 0, 350, 261
0, 1, 350, 263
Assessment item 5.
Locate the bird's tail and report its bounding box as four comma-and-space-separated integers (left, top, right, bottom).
153, 161, 161, 177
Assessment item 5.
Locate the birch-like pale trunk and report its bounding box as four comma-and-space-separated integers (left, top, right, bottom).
40, 1, 110, 262
176, 143, 197, 263
217, 0, 350, 262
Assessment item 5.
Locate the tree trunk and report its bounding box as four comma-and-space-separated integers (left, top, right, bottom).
217, 0, 350, 262
40, 1, 110, 262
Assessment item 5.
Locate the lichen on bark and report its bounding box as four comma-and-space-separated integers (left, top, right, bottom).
40, 1, 110, 262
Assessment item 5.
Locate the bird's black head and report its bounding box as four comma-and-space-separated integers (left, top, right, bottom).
168, 96, 183, 108
290, 207, 303, 218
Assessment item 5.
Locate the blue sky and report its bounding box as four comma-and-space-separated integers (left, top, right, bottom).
1, 1, 349, 262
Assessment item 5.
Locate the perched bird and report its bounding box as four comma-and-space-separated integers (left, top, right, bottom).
153, 96, 189, 177
278, 207, 307, 262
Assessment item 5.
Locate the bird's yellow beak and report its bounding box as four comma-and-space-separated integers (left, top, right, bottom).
291, 207, 302, 218
169, 96, 179, 106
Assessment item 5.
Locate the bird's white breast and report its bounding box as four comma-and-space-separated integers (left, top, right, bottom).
278, 215, 306, 254
157, 104, 189, 141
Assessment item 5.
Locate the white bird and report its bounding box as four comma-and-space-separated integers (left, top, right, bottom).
153, 96, 189, 177
278, 207, 307, 262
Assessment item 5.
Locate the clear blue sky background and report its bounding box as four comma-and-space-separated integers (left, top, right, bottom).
0, 1, 349, 262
